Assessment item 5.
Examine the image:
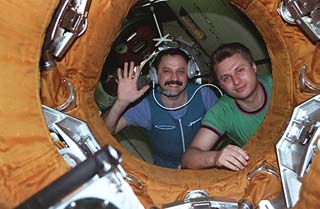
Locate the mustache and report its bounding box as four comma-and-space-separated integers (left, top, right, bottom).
164, 80, 183, 86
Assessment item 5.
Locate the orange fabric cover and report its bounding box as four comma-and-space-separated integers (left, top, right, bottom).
0, 0, 320, 208
241, 171, 281, 208
0, 1, 70, 208
0, 0, 136, 208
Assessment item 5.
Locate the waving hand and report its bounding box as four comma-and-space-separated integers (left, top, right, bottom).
117, 61, 150, 105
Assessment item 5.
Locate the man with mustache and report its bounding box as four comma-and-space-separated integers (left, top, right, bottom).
103, 48, 218, 168
181, 42, 272, 171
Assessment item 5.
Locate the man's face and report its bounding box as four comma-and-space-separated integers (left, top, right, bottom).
215, 53, 258, 100
157, 54, 188, 97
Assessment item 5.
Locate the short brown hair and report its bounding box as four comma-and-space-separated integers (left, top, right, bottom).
211, 42, 254, 70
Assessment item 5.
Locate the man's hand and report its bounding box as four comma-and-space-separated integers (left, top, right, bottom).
117, 61, 150, 105
214, 145, 249, 171
103, 61, 150, 134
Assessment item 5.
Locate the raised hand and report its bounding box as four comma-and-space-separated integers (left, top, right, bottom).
117, 61, 150, 105
214, 145, 249, 171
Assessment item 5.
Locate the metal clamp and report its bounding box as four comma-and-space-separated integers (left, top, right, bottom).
55, 79, 76, 112
41, 0, 92, 71
184, 190, 209, 202
163, 190, 238, 209
238, 199, 253, 209
51, 0, 91, 58
247, 161, 280, 181
277, 0, 320, 42
300, 64, 320, 93
277, 1, 296, 24
126, 175, 144, 192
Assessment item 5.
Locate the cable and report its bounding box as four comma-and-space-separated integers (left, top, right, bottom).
152, 82, 223, 111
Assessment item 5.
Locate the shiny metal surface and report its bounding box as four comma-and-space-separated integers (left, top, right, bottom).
278, 0, 320, 42
163, 190, 238, 209
247, 161, 280, 181
43, 105, 101, 167
40, 0, 91, 70
276, 94, 320, 208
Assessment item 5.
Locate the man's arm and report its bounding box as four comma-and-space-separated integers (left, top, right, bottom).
103, 101, 129, 134
103, 61, 149, 134
181, 128, 219, 169
181, 128, 249, 171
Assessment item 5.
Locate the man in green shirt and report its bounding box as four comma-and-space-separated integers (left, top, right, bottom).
181, 42, 272, 171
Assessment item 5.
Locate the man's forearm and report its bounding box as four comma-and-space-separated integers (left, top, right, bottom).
103, 99, 129, 134
181, 147, 217, 169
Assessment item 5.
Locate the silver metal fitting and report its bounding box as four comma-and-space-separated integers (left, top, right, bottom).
55, 79, 76, 112
238, 199, 253, 209
247, 161, 280, 181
